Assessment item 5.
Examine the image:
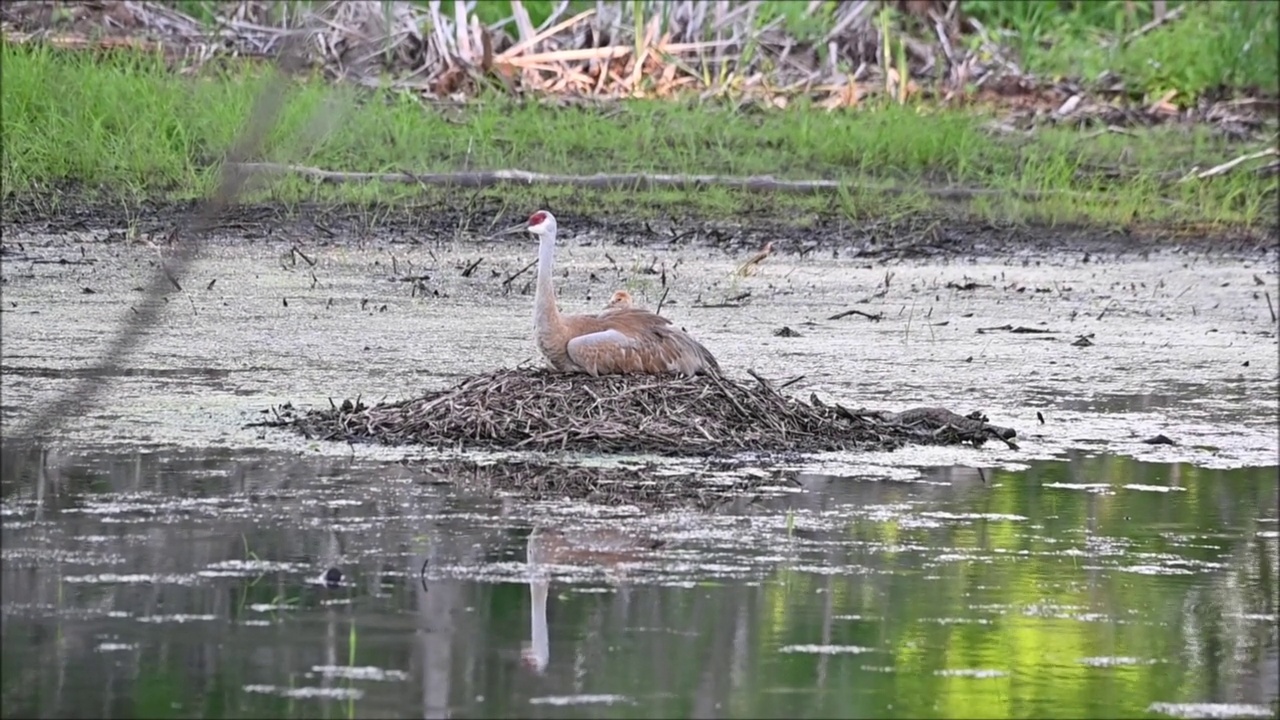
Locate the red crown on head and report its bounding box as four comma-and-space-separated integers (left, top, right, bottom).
528, 211, 548, 226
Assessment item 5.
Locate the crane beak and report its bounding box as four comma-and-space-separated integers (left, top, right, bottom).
492, 222, 530, 239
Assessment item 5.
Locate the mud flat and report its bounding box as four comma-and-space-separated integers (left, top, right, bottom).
1, 224, 1277, 473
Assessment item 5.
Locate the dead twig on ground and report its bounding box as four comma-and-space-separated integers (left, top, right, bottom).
976, 324, 1056, 334
1180, 148, 1279, 182
1126, 4, 1186, 42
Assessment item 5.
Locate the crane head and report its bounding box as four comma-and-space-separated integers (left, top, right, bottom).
526, 210, 556, 237
493, 210, 557, 240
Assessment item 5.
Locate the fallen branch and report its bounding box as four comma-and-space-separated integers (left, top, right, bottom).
1180, 148, 1279, 182
976, 324, 1056, 334
1126, 5, 1186, 42
235, 162, 1087, 200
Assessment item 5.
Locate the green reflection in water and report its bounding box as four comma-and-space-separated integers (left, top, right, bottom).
0, 449, 1275, 719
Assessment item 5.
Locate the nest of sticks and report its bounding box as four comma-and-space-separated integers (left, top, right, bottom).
258, 368, 1018, 456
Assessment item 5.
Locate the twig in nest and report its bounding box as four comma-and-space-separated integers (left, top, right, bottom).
746, 368, 773, 390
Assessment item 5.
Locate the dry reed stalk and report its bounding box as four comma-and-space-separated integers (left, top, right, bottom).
3, 1, 1269, 131
0, 0, 1053, 111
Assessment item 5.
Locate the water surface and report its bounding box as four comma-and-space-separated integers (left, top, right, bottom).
3, 231, 1278, 718
3, 446, 1276, 719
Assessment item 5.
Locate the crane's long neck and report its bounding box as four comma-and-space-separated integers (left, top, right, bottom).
528, 577, 550, 673
534, 231, 562, 332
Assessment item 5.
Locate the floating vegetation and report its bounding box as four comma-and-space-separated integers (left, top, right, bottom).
258, 368, 1018, 457
434, 459, 799, 511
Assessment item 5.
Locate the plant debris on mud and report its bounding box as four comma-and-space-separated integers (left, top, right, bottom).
4, 193, 1276, 258
257, 368, 1018, 457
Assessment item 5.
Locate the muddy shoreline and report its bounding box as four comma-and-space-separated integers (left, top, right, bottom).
4, 191, 1278, 260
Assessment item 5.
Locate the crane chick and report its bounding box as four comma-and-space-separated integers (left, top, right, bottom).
606, 289, 634, 310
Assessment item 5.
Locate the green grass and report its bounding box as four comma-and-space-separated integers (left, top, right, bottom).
960, 1, 1279, 100
1, 40, 1275, 230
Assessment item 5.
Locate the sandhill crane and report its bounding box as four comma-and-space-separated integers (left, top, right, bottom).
606, 289, 633, 309
521, 526, 665, 674
504, 211, 719, 376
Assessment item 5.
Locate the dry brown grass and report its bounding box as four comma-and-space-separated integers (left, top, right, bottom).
6, 0, 1268, 128
2, 1, 967, 107
256, 367, 1018, 456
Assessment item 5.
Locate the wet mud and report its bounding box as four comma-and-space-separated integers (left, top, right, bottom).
5, 191, 1278, 259
2, 221, 1277, 474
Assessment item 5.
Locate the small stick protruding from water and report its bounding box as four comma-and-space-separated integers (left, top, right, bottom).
746, 368, 772, 390
655, 286, 670, 316
1266, 291, 1276, 324
828, 309, 883, 321
904, 297, 916, 344
291, 246, 316, 267
778, 374, 806, 390
502, 259, 538, 291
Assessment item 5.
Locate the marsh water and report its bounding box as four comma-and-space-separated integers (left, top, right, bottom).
2, 447, 1277, 719
2, 229, 1278, 718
